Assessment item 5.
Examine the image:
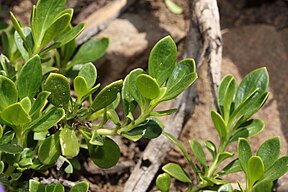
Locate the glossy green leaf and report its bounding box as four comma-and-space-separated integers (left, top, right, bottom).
45, 183, 64, 192
136, 74, 160, 99
238, 138, 252, 174
148, 36, 177, 86
161, 59, 197, 101
235, 67, 269, 108
0, 144, 23, 154
204, 140, 217, 160
1, 103, 31, 125
20, 97, 31, 113
17, 55, 42, 99
229, 119, 264, 143
67, 38, 109, 70
165, 0, 183, 14
156, 173, 171, 192
29, 91, 51, 118
150, 108, 177, 116
43, 73, 70, 108
88, 137, 120, 169
60, 126, 79, 158
69, 182, 89, 192
31, 0, 66, 50
38, 132, 61, 165
162, 163, 191, 183
257, 137, 280, 171
28, 107, 65, 132
0, 75, 18, 111
211, 110, 227, 140
189, 140, 207, 167
247, 156, 264, 188
74, 76, 89, 100
29, 180, 45, 192
91, 80, 123, 112
79, 62, 97, 89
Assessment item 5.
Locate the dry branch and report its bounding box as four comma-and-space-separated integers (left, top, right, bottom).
123, 0, 222, 191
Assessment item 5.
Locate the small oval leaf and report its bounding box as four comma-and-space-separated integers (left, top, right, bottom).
136, 74, 160, 99
38, 132, 61, 165
189, 140, 207, 167
156, 173, 171, 192
78, 62, 97, 89
238, 138, 252, 174
74, 76, 89, 100
1, 103, 31, 125
0, 75, 18, 111
69, 182, 89, 192
247, 156, 264, 188
162, 163, 191, 183
60, 126, 79, 158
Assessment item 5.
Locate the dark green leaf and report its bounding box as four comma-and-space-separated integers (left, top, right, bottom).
69, 182, 89, 192
67, 38, 109, 70
247, 156, 264, 188
38, 132, 61, 165
136, 74, 160, 99
54, 23, 85, 47
88, 137, 120, 169
43, 73, 70, 108
156, 173, 171, 192
60, 126, 79, 158
148, 36, 177, 86
260, 156, 288, 183
238, 138, 252, 174
45, 183, 64, 192
28, 107, 65, 132
189, 140, 207, 167
211, 110, 227, 140
91, 80, 123, 112
254, 181, 274, 192
78, 62, 97, 89
0, 75, 18, 111
17, 55, 42, 99
161, 58, 197, 101
0, 144, 23, 154
1, 103, 31, 125
162, 163, 191, 183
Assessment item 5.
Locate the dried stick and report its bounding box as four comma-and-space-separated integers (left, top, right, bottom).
123, 0, 222, 191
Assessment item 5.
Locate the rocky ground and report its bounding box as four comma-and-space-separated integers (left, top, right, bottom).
1, 0, 288, 191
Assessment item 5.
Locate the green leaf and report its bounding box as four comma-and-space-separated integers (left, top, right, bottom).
45, 183, 64, 192
218, 159, 242, 176
202, 176, 227, 185
148, 36, 177, 86
150, 108, 177, 116
238, 138, 252, 174
247, 156, 264, 188
20, 97, 31, 113
88, 137, 120, 169
136, 74, 160, 99
0, 144, 23, 154
205, 140, 217, 160
54, 23, 85, 47
235, 67, 269, 108
156, 173, 171, 192
29, 91, 51, 119
1, 103, 31, 125
74, 76, 89, 100
0, 75, 18, 111
161, 59, 197, 101
217, 184, 233, 192
229, 119, 264, 143
43, 73, 70, 108
162, 163, 191, 183
31, 0, 66, 50
91, 80, 123, 112
59, 126, 79, 158
218, 152, 234, 164
10, 12, 26, 43
260, 156, 288, 183
165, 0, 183, 14
254, 181, 274, 192
256, 137, 280, 171
38, 132, 61, 165
211, 110, 227, 140
17, 55, 42, 99
69, 182, 89, 192
79, 62, 97, 89
189, 140, 207, 167
29, 180, 45, 192
58, 156, 73, 174
14, 27, 33, 61
28, 107, 65, 132
67, 38, 109, 70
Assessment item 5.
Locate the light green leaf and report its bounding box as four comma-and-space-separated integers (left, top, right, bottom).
29, 91, 51, 119
247, 156, 264, 188
74, 76, 89, 100
54, 23, 85, 47
162, 163, 191, 183
257, 137, 280, 171
43, 73, 70, 109
254, 181, 274, 192
69, 182, 89, 192
0, 144, 23, 154
28, 107, 65, 132
45, 183, 64, 192
17, 55, 42, 99
238, 138, 252, 174
90, 80, 123, 112
156, 173, 171, 192
29, 180, 45, 192
59, 126, 79, 158
79, 62, 97, 89
189, 140, 207, 167
148, 36, 177, 86
204, 140, 217, 160
136, 74, 160, 99
211, 110, 227, 140
10, 12, 26, 43
20, 97, 31, 113
217, 184, 233, 192
161, 58, 197, 101
165, 0, 183, 14
67, 38, 109, 70
0, 75, 18, 111
218, 159, 242, 176
88, 137, 120, 169
38, 132, 61, 165
1, 103, 31, 125
14, 27, 33, 61
218, 152, 234, 164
